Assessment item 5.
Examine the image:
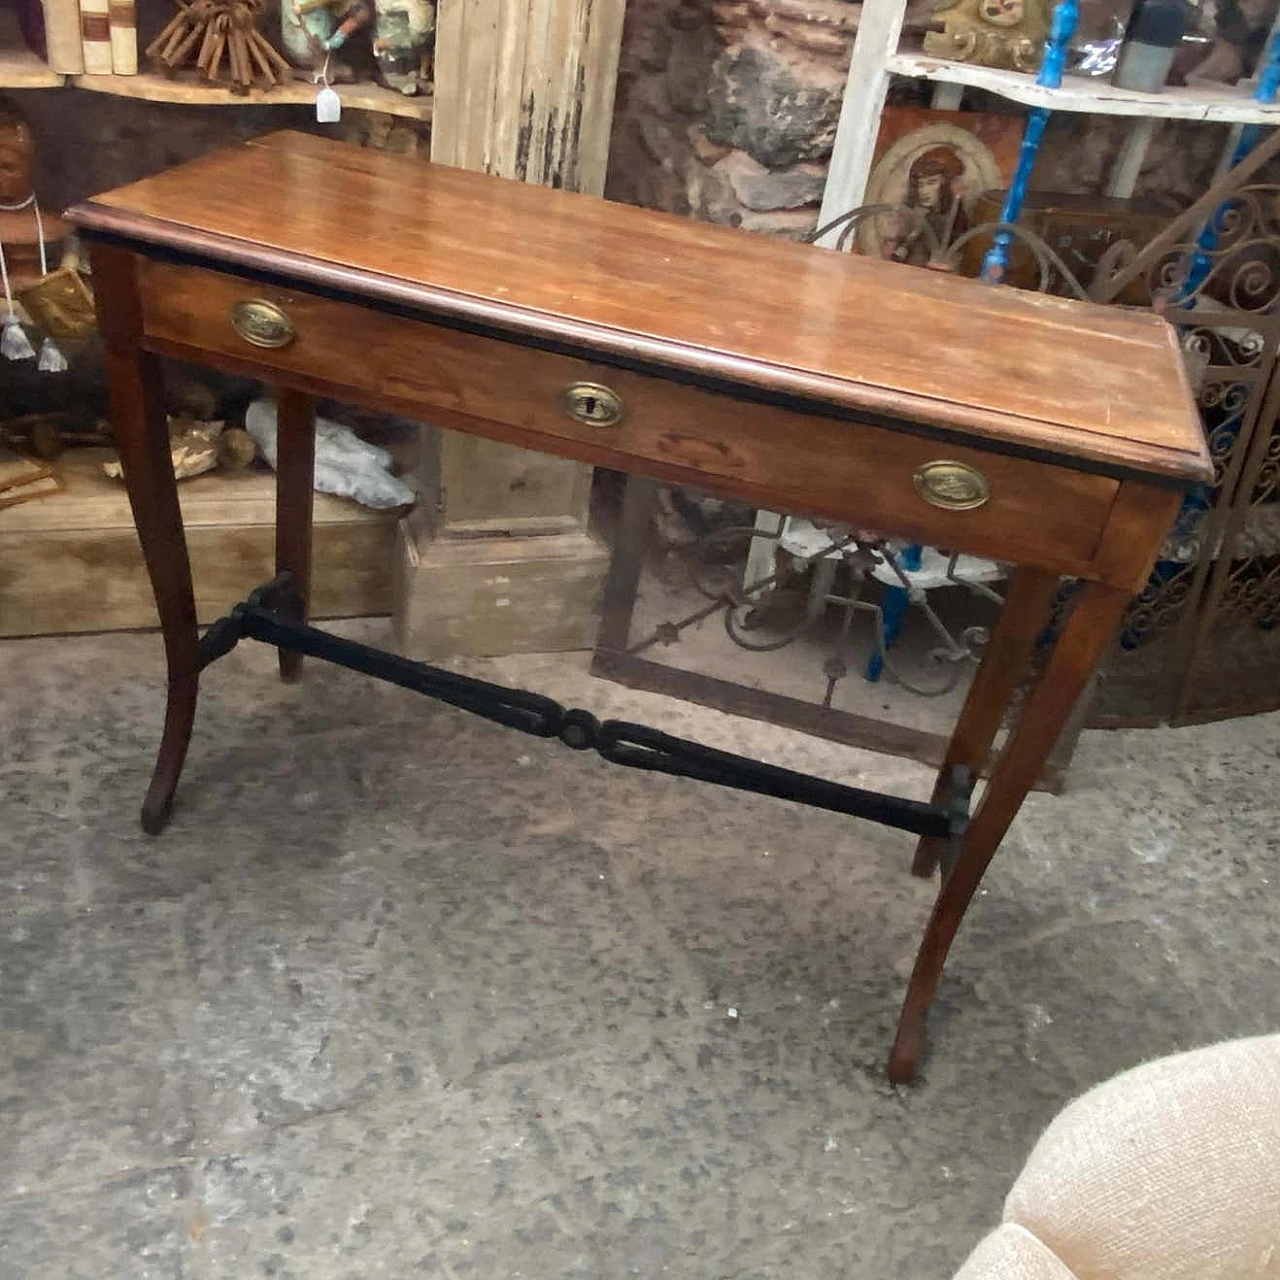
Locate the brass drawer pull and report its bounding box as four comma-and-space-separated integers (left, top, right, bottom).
229, 298, 296, 349
913, 460, 989, 511
562, 381, 624, 427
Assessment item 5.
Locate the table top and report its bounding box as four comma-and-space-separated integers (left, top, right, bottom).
70, 130, 1210, 484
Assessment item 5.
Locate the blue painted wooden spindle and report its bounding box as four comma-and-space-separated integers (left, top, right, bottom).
980, 0, 1080, 283
1234, 26, 1280, 160
866, 543, 922, 682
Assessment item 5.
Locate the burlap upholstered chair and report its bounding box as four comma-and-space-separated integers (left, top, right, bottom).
954, 1035, 1280, 1279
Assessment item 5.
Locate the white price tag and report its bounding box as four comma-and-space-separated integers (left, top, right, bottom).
316, 86, 341, 122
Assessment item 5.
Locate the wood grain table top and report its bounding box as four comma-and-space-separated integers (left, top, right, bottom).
70, 130, 1210, 484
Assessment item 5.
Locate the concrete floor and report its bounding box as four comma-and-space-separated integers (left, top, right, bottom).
2, 621, 1277, 1280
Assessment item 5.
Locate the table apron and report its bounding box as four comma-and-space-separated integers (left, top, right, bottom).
133, 258, 1156, 584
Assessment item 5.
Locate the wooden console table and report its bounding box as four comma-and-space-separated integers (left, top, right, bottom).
70, 131, 1210, 1082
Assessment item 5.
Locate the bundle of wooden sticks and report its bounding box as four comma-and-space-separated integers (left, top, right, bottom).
145, 0, 294, 94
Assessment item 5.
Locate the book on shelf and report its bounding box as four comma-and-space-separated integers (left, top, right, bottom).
78, 0, 112, 74
108, 0, 136, 73
39, 0, 83, 73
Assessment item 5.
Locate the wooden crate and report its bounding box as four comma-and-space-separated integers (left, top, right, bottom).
0, 449, 398, 637
394, 519, 609, 660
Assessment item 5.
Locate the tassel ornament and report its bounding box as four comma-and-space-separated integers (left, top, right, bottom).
1, 192, 66, 371
38, 335, 68, 372
2, 312, 35, 360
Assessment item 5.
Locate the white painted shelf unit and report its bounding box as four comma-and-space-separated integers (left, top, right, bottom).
816, 0, 1280, 245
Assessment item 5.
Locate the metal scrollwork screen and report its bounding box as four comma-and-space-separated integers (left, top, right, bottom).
1088, 176, 1280, 724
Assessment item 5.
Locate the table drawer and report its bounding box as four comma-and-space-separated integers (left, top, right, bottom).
139, 261, 1120, 574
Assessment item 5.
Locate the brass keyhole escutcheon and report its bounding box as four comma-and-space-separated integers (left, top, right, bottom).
229, 298, 296, 349
562, 381, 625, 428
912, 460, 990, 511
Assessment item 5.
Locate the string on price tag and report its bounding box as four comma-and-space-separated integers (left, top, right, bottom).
314, 53, 341, 122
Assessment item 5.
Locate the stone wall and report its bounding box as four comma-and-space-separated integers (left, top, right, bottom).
606, 0, 1230, 235
607, 0, 857, 238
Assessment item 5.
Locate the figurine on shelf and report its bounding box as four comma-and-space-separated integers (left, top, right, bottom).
281, 0, 373, 79
297, 0, 373, 53
923, 0, 1054, 71
281, 0, 337, 68
1185, 0, 1277, 85
283, 0, 433, 93
0, 97, 78, 371
372, 0, 433, 94
146, 0, 294, 94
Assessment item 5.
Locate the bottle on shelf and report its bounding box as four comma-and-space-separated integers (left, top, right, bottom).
1112, 0, 1189, 91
